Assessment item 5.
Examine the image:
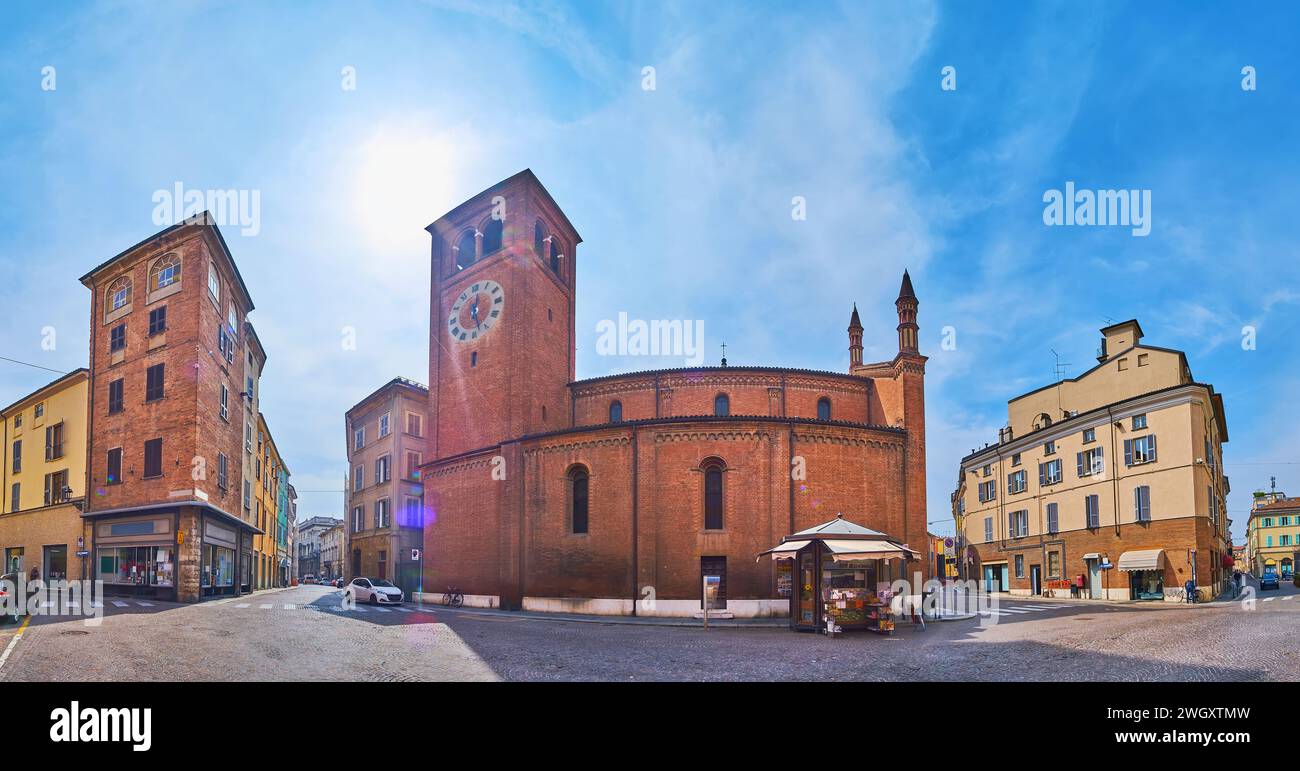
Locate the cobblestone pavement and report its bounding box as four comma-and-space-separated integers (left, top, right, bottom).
1, 584, 1295, 681
0, 585, 499, 682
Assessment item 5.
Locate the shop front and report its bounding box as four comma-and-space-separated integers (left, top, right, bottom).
760, 514, 919, 634
84, 503, 262, 602
93, 513, 178, 600
201, 519, 239, 598
1118, 548, 1167, 601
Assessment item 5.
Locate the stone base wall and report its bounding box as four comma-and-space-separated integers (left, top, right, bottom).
176, 509, 203, 602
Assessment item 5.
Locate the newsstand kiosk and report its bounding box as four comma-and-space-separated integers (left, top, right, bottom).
759, 514, 919, 634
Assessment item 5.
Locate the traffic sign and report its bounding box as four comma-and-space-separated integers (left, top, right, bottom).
410, 548, 421, 561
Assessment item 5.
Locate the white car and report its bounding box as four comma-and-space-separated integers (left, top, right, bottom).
348, 577, 403, 605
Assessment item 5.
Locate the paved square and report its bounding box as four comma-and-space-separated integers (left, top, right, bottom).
1, 584, 1295, 682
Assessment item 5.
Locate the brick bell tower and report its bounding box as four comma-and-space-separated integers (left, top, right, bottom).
895, 269, 919, 353
893, 269, 928, 574
425, 170, 582, 462
847, 303, 863, 368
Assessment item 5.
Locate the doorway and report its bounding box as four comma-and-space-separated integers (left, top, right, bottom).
701, 556, 727, 609
983, 564, 1009, 593
1030, 564, 1042, 595
796, 550, 816, 625
44, 544, 68, 581
1087, 559, 1102, 599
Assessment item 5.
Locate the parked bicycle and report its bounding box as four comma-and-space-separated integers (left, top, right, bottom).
441, 586, 464, 608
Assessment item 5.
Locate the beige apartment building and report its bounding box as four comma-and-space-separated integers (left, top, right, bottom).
1, 369, 92, 582
344, 377, 428, 596
954, 320, 1231, 602
1245, 491, 1298, 581
319, 520, 344, 581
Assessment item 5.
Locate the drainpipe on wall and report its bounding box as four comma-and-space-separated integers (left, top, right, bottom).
787, 424, 796, 535
994, 446, 1004, 548
630, 427, 638, 617
2, 411, 8, 516
1106, 406, 1121, 538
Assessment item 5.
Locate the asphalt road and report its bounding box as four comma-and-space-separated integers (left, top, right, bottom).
1, 582, 1296, 682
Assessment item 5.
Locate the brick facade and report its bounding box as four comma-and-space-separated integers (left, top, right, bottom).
80, 217, 263, 602
420, 171, 929, 615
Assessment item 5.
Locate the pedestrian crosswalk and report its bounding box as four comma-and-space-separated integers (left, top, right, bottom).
87, 597, 441, 614
979, 603, 1073, 618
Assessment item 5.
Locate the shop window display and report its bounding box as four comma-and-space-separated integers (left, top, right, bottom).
97, 546, 175, 587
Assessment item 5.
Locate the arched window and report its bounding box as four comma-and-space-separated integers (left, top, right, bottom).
455, 230, 477, 270
568, 466, 590, 534
207, 262, 220, 301
150, 253, 181, 291
702, 459, 725, 530
549, 238, 561, 276
107, 275, 132, 312
609, 400, 623, 423
482, 217, 504, 256
534, 221, 545, 256
817, 397, 831, 421
714, 393, 730, 417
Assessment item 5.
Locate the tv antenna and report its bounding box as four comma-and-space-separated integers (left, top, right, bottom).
1051, 348, 1071, 416
1051, 349, 1071, 381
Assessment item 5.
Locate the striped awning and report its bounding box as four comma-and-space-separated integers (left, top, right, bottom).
757, 538, 917, 562
1117, 549, 1166, 572
757, 541, 804, 560
823, 539, 917, 562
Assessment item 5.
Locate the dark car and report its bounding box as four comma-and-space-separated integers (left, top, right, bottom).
0, 572, 24, 625
1260, 573, 1280, 590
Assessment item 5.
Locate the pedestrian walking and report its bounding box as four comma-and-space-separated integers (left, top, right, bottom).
1184, 578, 1197, 604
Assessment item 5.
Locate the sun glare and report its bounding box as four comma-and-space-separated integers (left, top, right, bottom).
353, 125, 477, 255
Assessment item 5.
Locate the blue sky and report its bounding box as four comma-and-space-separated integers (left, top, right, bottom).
1, 1, 1297, 542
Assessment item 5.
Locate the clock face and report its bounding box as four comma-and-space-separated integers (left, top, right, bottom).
448, 279, 504, 342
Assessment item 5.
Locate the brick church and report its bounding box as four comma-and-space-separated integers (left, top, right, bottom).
420, 170, 929, 617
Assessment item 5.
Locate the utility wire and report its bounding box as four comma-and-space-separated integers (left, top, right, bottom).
0, 354, 74, 376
